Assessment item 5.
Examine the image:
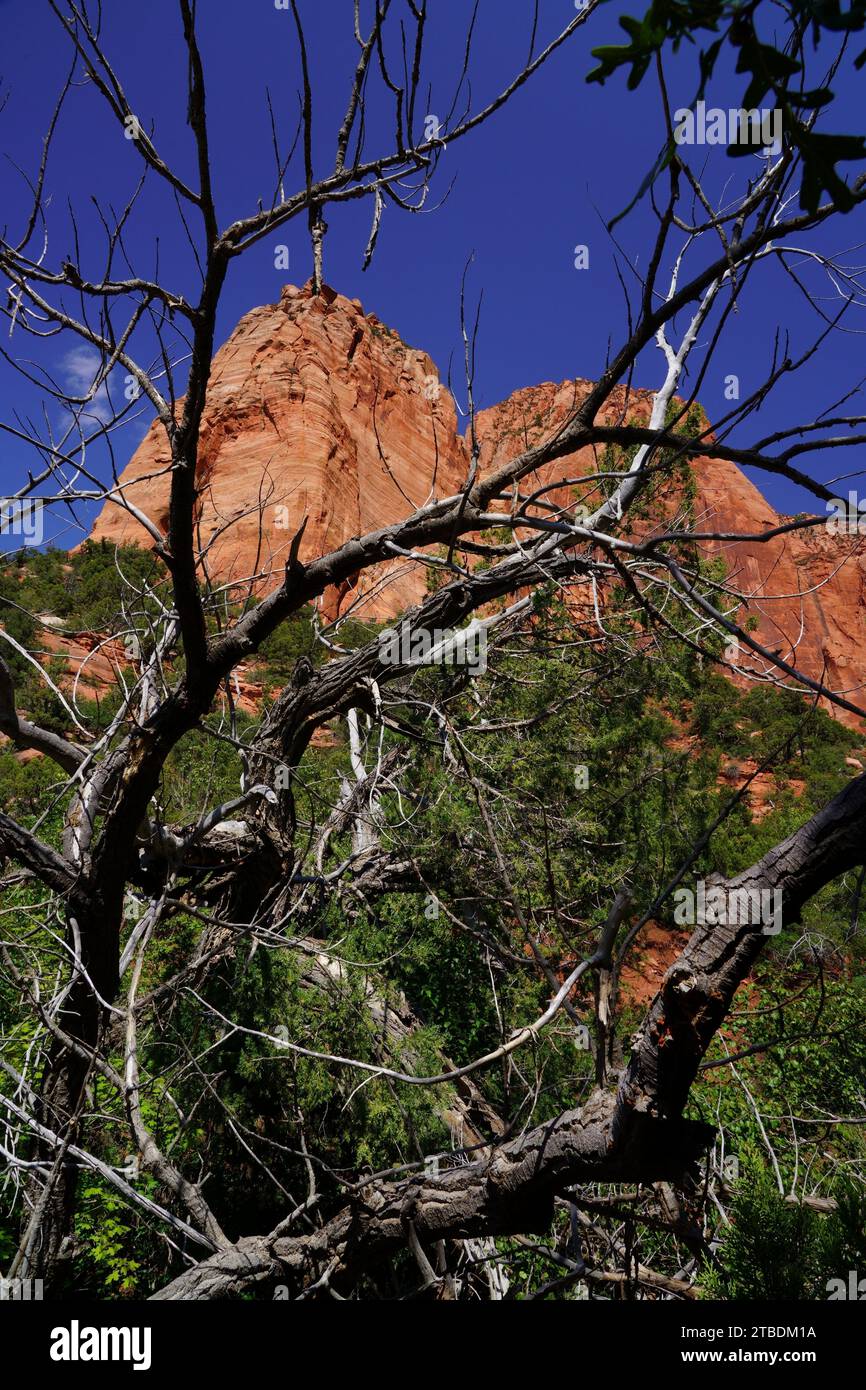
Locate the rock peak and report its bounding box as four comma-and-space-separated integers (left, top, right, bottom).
88, 290, 866, 721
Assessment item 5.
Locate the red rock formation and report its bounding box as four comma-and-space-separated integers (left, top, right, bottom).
474, 380, 866, 723
41, 628, 127, 704
88, 282, 866, 721
89, 283, 469, 621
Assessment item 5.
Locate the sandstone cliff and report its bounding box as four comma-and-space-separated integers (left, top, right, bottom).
87, 282, 866, 720
90, 283, 468, 620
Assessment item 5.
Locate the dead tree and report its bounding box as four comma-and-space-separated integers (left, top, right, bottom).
0, 1, 865, 1296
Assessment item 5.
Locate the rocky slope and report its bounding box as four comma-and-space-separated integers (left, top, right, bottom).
88, 282, 866, 721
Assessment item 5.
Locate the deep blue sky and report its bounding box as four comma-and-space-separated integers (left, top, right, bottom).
1, 0, 865, 550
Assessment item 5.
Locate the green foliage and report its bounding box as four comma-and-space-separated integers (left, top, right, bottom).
74, 1187, 143, 1298
0, 541, 166, 634
2, 534, 865, 1299
256, 605, 319, 686
0, 541, 168, 731
588, 0, 866, 215
701, 1154, 866, 1299
150, 946, 452, 1243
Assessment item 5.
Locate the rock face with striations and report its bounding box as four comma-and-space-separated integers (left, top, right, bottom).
91, 283, 469, 620
88, 282, 866, 721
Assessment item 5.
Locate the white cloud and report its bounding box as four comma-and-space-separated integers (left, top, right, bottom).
60, 345, 117, 424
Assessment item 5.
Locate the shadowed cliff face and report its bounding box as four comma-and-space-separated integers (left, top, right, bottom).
88, 282, 866, 722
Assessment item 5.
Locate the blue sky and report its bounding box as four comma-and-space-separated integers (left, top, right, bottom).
1, 0, 865, 550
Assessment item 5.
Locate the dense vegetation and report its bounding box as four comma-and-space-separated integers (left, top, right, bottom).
1, 542, 864, 1298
